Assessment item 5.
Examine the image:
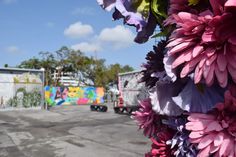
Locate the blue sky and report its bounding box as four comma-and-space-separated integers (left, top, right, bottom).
0, 0, 155, 70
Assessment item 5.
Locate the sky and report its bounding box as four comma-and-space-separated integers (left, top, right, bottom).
0, 0, 155, 70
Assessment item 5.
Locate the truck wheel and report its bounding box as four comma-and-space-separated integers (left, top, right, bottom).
101, 106, 108, 112
90, 105, 95, 111
127, 108, 132, 114
114, 107, 119, 113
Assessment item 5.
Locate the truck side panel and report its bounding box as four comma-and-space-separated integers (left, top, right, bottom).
118, 71, 148, 107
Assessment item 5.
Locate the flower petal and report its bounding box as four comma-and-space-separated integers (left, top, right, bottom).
228, 65, 236, 83
228, 36, 236, 45
172, 52, 186, 68
213, 132, 224, 147
180, 63, 194, 78
204, 63, 215, 86
190, 137, 202, 143
168, 41, 195, 55
206, 54, 217, 66
225, 138, 234, 157
225, 0, 236, 8
178, 12, 198, 22
215, 67, 228, 87
189, 131, 204, 139
204, 121, 223, 133
219, 137, 231, 157
193, 45, 204, 58
186, 121, 211, 131
194, 65, 203, 84
217, 53, 227, 72
198, 133, 215, 149
209, 0, 224, 15
188, 113, 215, 121
197, 144, 211, 157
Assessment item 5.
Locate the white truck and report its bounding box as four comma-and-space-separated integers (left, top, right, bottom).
114, 70, 149, 114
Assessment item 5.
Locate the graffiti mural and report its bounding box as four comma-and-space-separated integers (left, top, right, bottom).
44, 86, 105, 106
7, 88, 42, 108
0, 68, 44, 109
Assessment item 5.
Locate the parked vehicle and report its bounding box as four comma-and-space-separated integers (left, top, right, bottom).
114, 70, 148, 114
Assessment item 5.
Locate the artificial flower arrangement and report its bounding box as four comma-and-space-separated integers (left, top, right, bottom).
97, 0, 236, 156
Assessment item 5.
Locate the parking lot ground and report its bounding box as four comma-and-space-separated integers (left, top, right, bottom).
0, 104, 150, 157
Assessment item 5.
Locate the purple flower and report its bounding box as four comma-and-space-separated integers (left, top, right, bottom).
172, 79, 226, 113
149, 77, 186, 116
140, 41, 166, 88
97, 0, 157, 43
97, 0, 115, 11
163, 117, 198, 157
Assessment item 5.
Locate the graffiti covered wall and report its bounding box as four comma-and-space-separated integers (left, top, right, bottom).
0, 69, 44, 109
45, 86, 105, 106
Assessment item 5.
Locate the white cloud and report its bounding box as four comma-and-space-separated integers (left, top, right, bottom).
1, 0, 17, 4
64, 22, 93, 39
71, 42, 101, 53
98, 25, 135, 49
5, 46, 21, 54
70, 25, 135, 53
71, 7, 95, 16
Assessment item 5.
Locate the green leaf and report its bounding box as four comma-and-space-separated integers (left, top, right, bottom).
151, 26, 173, 38
151, 31, 167, 38
132, 0, 150, 20
188, 0, 200, 6
151, 0, 167, 19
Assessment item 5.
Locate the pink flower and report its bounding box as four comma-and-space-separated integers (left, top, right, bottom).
186, 85, 236, 157
145, 130, 174, 157
168, 0, 190, 15
167, 0, 236, 87
165, 0, 198, 25
133, 99, 161, 137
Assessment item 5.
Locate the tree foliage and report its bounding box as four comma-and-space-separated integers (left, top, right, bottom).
17, 46, 134, 87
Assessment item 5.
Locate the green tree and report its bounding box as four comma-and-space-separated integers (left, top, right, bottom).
17, 46, 134, 88
55, 47, 91, 86
106, 64, 134, 87
90, 58, 108, 87
54, 46, 71, 85
39, 51, 57, 86
18, 58, 42, 69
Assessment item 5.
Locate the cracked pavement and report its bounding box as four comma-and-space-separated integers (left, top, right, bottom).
0, 105, 150, 157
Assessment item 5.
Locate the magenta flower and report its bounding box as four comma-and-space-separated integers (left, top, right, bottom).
167, 0, 236, 87
132, 99, 161, 137
145, 130, 174, 157
165, 0, 198, 25
186, 85, 236, 157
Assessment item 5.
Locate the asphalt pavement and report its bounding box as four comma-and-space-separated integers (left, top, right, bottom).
0, 104, 150, 157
